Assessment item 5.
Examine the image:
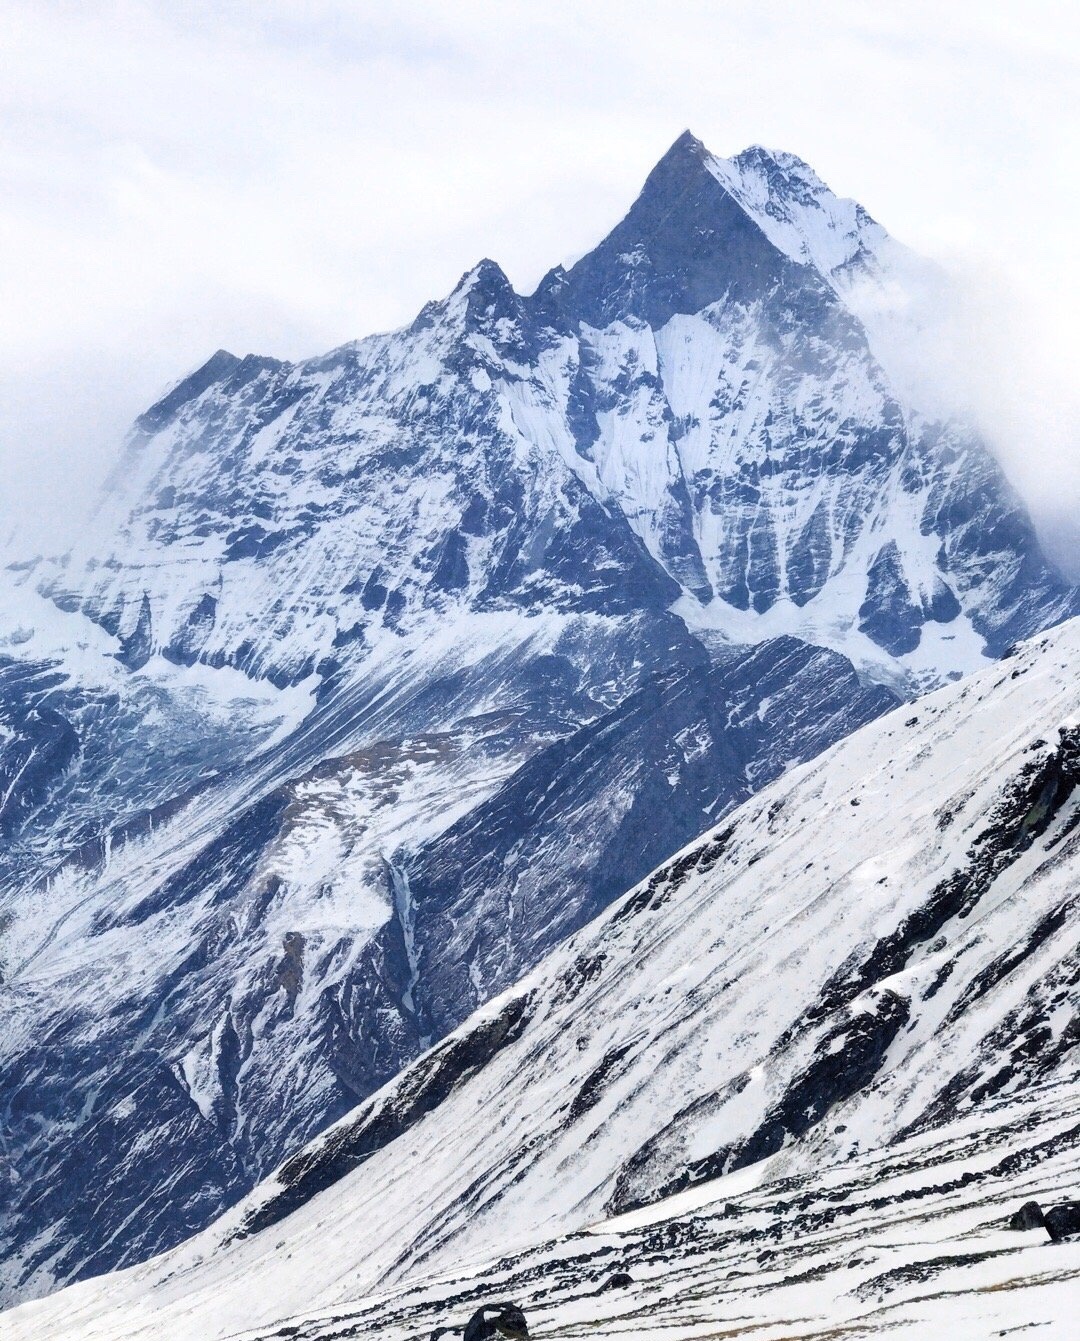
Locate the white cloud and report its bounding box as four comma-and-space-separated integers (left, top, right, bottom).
0, 0, 1077, 563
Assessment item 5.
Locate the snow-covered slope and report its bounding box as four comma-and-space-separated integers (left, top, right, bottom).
0, 131, 1075, 1307
125, 1082, 1080, 1340
8, 617, 1077, 1341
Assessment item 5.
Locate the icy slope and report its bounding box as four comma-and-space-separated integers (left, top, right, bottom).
9, 617, 1076, 1341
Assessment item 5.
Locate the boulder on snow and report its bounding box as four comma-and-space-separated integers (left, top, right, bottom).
1007, 1199, 1080, 1241
599, 1270, 634, 1290
437, 1302, 528, 1341
1007, 1200, 1046, 1230
1045, 1202, 1080, 1243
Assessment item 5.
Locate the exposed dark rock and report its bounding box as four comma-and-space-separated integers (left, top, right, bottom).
1045, 1201, 1080, 1242
432, 529, 471, 592
613, 990, 912, 1215
457, 1301, 529, 1341
813, 724, 1080, 1039
163, 592, 218, 665
236, 993, 532, 1238
569, 1044, 635, 1121
858, 541, 922, 656
599, 1270, 634, 1290
432, 1298, 528, 1341
117, 592, 154, 670
1007, 1199, 1046, 1230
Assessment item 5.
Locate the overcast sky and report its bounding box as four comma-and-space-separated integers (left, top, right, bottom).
2, 0, 1077, 563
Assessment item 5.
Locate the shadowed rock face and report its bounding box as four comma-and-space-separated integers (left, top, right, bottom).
237, 994, 535, 1241
0, 132, 1076, 1307
549, 131, 821, 329
404, 636, 897, 1042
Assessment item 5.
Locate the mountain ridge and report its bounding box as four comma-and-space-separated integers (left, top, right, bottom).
0, 131, 1075, 1309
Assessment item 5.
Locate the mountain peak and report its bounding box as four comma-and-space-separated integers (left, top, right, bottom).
452, 257, 514, 296
655, 135, 817, 196
641, 128, 719, 194
661, 127, 709, 160
136, 349, 241, 432
551, 130, 798, 328
450, 258, 520, 328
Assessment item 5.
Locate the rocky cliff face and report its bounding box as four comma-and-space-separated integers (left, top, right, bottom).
0, 132, 1074, 1306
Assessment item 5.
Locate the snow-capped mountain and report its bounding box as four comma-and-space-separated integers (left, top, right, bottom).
29, 133, 1075, 694
0, 131, 1076, 1307
8, 616, 1078, 1341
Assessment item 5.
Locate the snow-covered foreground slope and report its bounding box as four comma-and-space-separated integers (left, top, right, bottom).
13, 1092, 1080, 1341
9, 617, 1077, 1341
1, 129, 1076, 1304
177, 1083, 1080, 1340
